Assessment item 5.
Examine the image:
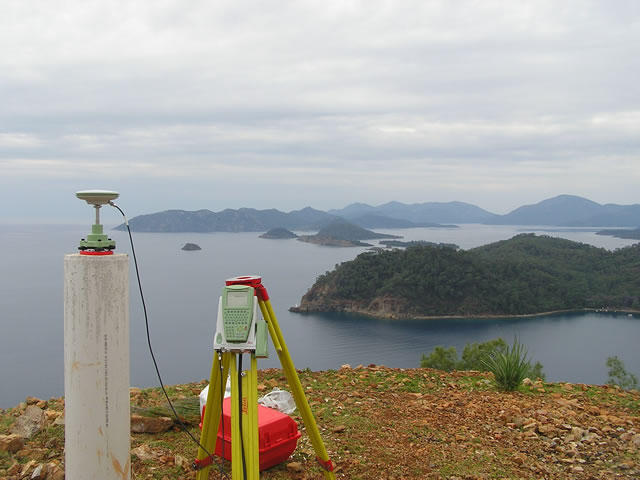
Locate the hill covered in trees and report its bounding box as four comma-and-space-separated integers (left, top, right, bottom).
291, 234, 640, 318
297, 221, 401, 247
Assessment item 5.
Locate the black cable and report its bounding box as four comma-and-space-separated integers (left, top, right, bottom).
109, 202, 228, 477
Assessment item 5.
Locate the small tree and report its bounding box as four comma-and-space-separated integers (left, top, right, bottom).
606, 356, 639, 391
420, 346, 458, 372
460, 338, 507, 370
527, 361, 546, 381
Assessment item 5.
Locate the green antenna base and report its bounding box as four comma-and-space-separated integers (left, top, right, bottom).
78, 223, 116, 252
75, 190, 119, 253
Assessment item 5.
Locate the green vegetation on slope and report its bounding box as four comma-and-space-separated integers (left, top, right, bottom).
420, 337, 545, 385
312, 221, 401, 241
606, 355, 639, 391
301, 234, 640, 317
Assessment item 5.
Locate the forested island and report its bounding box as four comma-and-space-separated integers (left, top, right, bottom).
291, 234, 640, 319
297, 221, 400, 247
379, 240, 459, 249
259, 227, 298, 239
597, 228, 640, 240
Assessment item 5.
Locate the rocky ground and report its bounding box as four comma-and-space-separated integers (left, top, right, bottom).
1, 366, 639, 479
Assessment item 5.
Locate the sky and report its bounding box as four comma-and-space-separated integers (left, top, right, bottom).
1, 0, 639, 222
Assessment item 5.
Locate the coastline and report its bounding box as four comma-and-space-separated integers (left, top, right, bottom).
289, 306, 640, 321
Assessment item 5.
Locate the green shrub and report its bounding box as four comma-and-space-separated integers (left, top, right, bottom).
420, 337, 545, 381
528, 361, 546, 381
420, 346, 458, 372
606, 355, 639, 391
460, 338, 507, 370
482, 337, 531, 391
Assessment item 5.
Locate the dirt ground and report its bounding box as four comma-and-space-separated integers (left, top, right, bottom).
2, 366, 639, 479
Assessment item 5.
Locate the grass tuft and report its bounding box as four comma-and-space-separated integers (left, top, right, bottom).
482, 336, 530, 391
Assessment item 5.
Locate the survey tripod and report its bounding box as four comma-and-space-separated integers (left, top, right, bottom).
194, 275, 335, 479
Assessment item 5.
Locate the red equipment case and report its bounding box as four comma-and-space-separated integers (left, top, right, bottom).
202, 397, 301, 471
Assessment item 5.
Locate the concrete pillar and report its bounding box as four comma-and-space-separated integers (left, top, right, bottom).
64, 253, 130, 480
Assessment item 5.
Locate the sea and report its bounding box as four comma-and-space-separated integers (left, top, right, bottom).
1, 223, 639, 408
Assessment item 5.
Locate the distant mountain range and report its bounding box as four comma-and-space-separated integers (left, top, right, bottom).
490, 196, 640, 227
329, 201, 498, 224
116, 195, 640, 232
115, 207, 340, 232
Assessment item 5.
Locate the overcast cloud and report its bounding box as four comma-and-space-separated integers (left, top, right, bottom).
1, 0, 639, 221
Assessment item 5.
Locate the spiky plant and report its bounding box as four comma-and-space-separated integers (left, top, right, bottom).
482, 336, 531, 391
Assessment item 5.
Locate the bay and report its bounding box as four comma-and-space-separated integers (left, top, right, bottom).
0, 223, 638, 408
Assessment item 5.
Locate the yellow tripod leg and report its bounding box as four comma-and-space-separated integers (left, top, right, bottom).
241, 355, 259, 479
259, 299, 336, 479
196, 352, 231, 480
229, 353, 244, 479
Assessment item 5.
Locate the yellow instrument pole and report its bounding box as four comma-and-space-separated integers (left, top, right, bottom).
260, 299, 336, 479
229, 354, 244, 479
196, 352, 231, 480
242, 355, 259, 479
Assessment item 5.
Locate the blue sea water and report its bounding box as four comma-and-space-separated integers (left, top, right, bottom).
0, 223, 638, 408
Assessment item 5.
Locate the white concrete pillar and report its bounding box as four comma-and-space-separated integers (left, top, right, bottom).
64, 253, 130, 480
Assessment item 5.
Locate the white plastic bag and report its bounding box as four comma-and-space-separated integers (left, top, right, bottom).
199, 377, 232, 419
258, 388, 296, 414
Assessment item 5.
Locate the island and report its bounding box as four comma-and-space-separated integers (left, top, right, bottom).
297, 221, 401, 247
379, 240, 459, 249
596, 228, 640, 240
259, 227, 298, 239
290, 234, 640, 319
181, 243, 202, 251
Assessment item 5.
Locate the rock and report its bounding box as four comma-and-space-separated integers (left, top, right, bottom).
7, 460, 21, 475
53, 412, 65, 425
522, 378, 533, 386
44, 409, 59, 422
536, 424, 557, 436
286, 461, 304, 473
132, 444, 158, 462
31, 464, 46, 480
181, 242, 202, 251
620, 432, 633, 441
565, 427, 582, 442
130, 387, 142, 399
21, 460, 37, 477
17, 448, 48, 460
25, 397, 42, 406
47, 463, 65, 480
10, 405, 46, 439
632, 433, 640, 446
131, 415, 174, 433
174, 454, 191, 470
0, 434, 25, 453
333, 425, 346, 433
